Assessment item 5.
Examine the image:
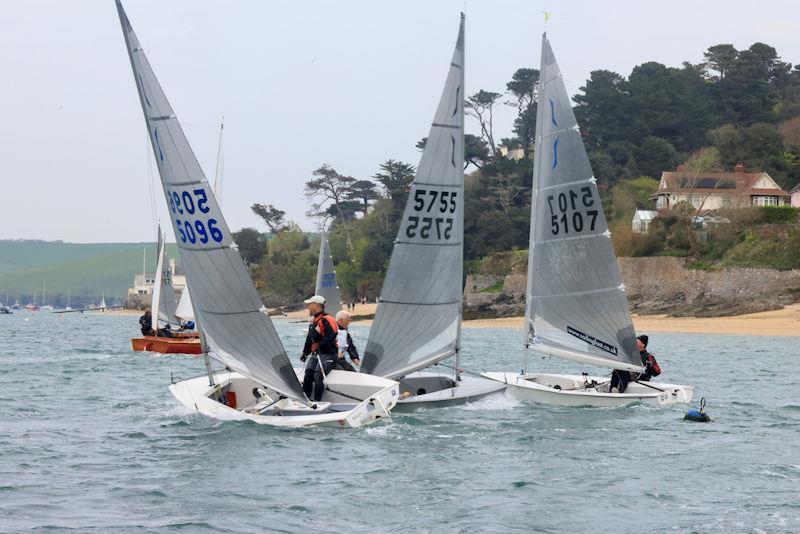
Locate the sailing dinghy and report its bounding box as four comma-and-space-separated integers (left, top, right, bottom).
360, 14, 505, 408
481, 35, 693, 407
131, 225, 201, 355
116, 0, 398, 426
314, 232, 342, 312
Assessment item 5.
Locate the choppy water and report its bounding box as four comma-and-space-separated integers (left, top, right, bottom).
0, 311, 798, 533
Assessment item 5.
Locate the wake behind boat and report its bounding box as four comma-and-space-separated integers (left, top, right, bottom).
481, 35, 693, 408
360, 14, 504, 408
116, 0, 398, 427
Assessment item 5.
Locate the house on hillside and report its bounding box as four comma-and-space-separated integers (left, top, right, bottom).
499, 145, 526, 161
632, 209, 657, 233
126, 258, 186, 299
791, 182, 800, 207
653, 164, 791, 214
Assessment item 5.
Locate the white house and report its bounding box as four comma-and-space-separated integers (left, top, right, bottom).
654, 164, 790, 213
632, 209, 657, 233
791, 182, 800, 207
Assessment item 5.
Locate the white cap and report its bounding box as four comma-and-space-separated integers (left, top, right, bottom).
303, 295, 325, 305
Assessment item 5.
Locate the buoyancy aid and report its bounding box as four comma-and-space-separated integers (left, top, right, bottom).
310, 313, 338, 354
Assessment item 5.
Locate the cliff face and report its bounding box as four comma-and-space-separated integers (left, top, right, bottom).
464, 257, 800, 319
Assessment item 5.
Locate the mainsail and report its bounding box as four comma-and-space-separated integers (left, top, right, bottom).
152, 225, 178, 325
523, 35, 642, 373
116, 1, 305, 399
314, 233, 341, 309
361, 14, 465, 379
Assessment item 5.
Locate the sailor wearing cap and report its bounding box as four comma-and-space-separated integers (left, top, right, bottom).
300, 295, 339, 401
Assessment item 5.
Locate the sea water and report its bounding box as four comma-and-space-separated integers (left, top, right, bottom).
0, 311, 798, 532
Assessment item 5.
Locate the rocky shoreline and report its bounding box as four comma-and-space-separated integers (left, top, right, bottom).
464, 256, 800, 319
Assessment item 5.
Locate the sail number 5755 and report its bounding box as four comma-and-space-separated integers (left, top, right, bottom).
547, 186, 599, 236
405, 188, 457, 240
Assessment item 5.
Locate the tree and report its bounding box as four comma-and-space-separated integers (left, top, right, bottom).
232, 227, 266, 265
346, 179, 379, 214
573, 70, 629, 150
305, 164, 357, 260
466, 90, 502, 155
608, 176, 660, 221
373, 159, 416, 209
709, 123, 790, 187
635, 136, 678, 178
505, 68, 539, 149
490, 174, 524, 214
251, 203, 286, 234
717, 50, 774, 124
703, 44, 738, 80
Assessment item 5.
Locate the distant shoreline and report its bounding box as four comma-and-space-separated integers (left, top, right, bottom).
278, 302, 800, 337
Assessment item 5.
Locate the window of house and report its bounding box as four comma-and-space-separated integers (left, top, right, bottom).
722, 196, 731, 209
753, 196, 778, 206
691, 194, 702, 208
656, 195, 668, 209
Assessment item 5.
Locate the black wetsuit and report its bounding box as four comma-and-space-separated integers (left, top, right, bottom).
139, 314, 153, 336
301, 312, 338, 401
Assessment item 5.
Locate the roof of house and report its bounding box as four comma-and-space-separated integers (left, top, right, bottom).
633, 209, 657, 221
790, 182, 800, 194
658, 166, 789, 196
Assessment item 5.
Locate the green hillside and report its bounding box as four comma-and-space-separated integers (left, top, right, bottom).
0, 240, 179, 307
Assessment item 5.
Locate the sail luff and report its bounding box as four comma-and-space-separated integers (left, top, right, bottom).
522, 35, 549, 374
115, 0, 305, 400
361, 14, 465, 379
525, 34, 643, 373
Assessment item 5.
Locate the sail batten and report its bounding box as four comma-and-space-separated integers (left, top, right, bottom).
362, 14, 465, 379
116, 0, 305, 399
524, 34, 643, 373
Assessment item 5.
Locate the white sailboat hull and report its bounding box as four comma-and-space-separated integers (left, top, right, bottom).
481, 372, 693, 407
170, 370, 399, 428
395, 371, 506, 409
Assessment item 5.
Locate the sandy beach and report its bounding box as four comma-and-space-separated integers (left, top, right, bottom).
281, 302, 800, 337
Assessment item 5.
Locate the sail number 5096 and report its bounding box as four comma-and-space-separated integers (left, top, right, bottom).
547, 186, 599, 236
167, 187, 224, 244
405, 188, 457, 240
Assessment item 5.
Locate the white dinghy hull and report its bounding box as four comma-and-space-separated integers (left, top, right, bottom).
170, 370, 399, 428
395, 371, 506, 409
481, 372, 693, 408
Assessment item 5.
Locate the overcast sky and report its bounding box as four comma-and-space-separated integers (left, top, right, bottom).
2, 0, 799, 243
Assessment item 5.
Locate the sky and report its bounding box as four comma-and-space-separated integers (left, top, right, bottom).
1, 0, 799, 243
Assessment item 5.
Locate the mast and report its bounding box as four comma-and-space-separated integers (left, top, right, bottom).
42, 280, 46, 307
521, 35, 547, 375
454, 17, 466, 383
213, 118, 224, 202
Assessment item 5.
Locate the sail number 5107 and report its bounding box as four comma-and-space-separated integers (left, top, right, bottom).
547, 186, 599, 236
167, 187, 224, 244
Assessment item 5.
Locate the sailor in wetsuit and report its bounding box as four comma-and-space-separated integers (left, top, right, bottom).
139, 308, 155, 336
300, 295, 339, 401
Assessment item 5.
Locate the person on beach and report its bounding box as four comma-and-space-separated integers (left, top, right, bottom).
334, 310, 360, 371
300, 295, 339, 402
609, 334, 661, 393
139, 308, 155, 336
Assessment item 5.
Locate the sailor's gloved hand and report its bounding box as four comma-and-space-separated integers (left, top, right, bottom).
300, 354, 307, 363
